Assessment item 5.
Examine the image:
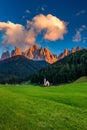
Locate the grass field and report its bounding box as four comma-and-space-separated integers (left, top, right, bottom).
0, 82, 87, 130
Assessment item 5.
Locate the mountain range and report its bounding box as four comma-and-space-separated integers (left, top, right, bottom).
0, 47, 86, 84
1, 45, 57, 64
0, 45, 82, 64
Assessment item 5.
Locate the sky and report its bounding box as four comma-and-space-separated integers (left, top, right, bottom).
0, 0, 87, 56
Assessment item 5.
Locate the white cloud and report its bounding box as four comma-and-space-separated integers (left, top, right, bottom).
22, 9, 31, 19
73, 25, 86, 43
36, 5, 47, 12
22, 16, 25, 19
73, 31, 81, 42
27, 14, 67, 41
83, 37, 87, 43
41, 7, 45, 11
76, 10, 86, 16
0, 14, 67, 49
0, 21, 34, 49
26, 9, 30, 14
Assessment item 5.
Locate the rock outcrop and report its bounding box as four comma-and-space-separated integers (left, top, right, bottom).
11, 46, 22, 56
1, 45, 58, 64
39, 48, 57, 64
1, 45, 82, 63
24, 45, 58, 64
1, 50, 10, 60
58, 48, 69, 59
58, 46, 82, 60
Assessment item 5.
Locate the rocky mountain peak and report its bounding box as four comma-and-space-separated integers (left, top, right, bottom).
64, 48, 69, 56
0, 45, 82, 64
76, 46, 81, 51
58, 47, 82, 60
11, 46, 22, 56
39, 48, 57, 64
23, 45, 58, 63
1, 50, 10, 60
71, 48, 76, 53
24, 45, 39, 59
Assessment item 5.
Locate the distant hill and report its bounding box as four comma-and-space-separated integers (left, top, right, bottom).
31, 49, 87, 85
0, 55, 49, 84
74, 76, 87, 83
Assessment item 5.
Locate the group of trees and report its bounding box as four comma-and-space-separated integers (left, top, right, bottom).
0, 55, 48, 84
31, 49, 87, 85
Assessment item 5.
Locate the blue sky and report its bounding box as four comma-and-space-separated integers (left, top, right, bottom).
0, 0, 87, 56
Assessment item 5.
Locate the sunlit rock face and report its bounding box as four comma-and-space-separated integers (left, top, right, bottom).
70, 46, 81, 54
64, 49, 69, 56
24, 45, 39, 59
24, 45, 58, 64
76, 46, 81, 51
1, 45, 57, 64
58, 48, 69, 59
11, 46, 22, 57
39, 48, 58, 64
1, 50, 10, 60
0, 45, 82, 64
58, 46, 82, 60
71, 48, 76, 53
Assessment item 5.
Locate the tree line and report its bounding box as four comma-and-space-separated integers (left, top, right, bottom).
31, 49, 87, 85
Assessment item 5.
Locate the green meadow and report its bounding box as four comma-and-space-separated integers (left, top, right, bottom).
0, 82, 87, 130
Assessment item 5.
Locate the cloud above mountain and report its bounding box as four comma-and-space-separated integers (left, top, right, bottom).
0, 14, 67, 49
27, 14, 67, 41
0, 21, 37, 49
0, 21, 26, 49
73, 25, 86, 43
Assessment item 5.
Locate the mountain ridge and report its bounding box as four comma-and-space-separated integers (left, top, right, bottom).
1, 45, 57, 64
0, 45, 83, 64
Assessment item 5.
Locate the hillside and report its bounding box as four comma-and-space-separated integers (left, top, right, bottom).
0, 55, 49, 84
31, 49, 87, 84
74, 76, 87, 83
0, 82, 87, 130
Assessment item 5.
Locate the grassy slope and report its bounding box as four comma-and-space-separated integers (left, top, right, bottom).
0, 83, 87, 130
74, 76, 87, 83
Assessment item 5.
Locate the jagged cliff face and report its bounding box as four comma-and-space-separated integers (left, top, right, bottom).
58, 46, 81, 59
58, 48, 69, 59
0, 45, 82, 63
24, 45, 57, 64
76, 46, 81, 51
1, 51, 10, 60
1, 45, 58, 64
11, 46, 22, 56
24, 45, 40, 59
39, 48, 57, 64
71, 48, 76, 53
